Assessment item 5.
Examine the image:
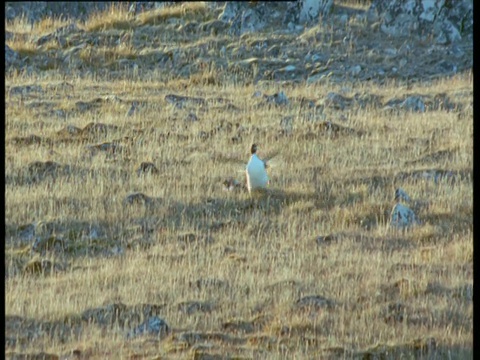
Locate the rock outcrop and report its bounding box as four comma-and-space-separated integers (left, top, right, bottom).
370, 0, 473, 45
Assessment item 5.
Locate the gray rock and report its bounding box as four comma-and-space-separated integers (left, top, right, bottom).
5, 5, 17, 21
390, 202, 419, 229
434, 18, 461, 45
280, 116, 294, 135
295, 295, 335, 310
394, 188, 411, 203
240, 8, 266, 35
371, 0, 472, 45
5, 45, 20, 69
349, 65, 362, 77
218, 2, 241, 23
384, 95, 426, 113
223, 177, 242, 192
299, 0, 333, 24
126, 316, 169, 339
322, 92, 352, 111
185, 112, 199, 122
123, 192, 153, 206
265, 91, 289, 106
9, 85, 44, 96
177, 301, 214, 314
220, 2, 321, 36
136, 162, 159, 176
125, 101, 139, 117
17, 224, 37, 243
5, 31, 14, 42
200, 19, 229, 34
401, 96, 426, 113
36, 23, 82, 46
390, 189, 420, 229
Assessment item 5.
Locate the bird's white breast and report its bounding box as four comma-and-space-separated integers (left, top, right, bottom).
246, 154, 269, 191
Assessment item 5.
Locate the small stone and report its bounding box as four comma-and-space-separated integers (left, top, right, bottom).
223, 178, 242, 191
125, 101, 139, 117
265, 91, 289, 106
401, 96, 425, 112
123, 192, 153, 206
136, 162, 159, 175
350, 65, 361, 76
185, 113, 199, 122
295, 295, 335, 310
126, 316, 169, 339
390, 203, 419, 229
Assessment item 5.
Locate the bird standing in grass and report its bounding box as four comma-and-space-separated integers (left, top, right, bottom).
246, 144, 269, 193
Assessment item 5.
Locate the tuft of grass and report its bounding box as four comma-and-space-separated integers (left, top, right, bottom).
6, 37, 38, 57
83, 3, 135, 32
6, 13, 71, 35
137, 2, 210, 26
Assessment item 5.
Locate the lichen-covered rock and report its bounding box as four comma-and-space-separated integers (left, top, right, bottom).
240, 8, 267, 35
299, 0, 334, 24
219, 2, 324, 36
371, 0, 473, 45
384, 95, 427, 113
390, 202, 420, 229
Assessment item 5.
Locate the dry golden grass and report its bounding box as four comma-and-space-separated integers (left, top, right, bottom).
4, 7, 472, 359
137, 2, 211, 26
82, 3, 134, 32
6, 13, 71, 35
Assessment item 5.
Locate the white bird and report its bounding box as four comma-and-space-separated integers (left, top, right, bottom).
246, 143, 269, 193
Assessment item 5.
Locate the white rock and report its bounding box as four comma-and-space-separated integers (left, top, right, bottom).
395, 188, 411, 202
390, 203, 419, 229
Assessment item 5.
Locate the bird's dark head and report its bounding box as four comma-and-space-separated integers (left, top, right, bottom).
251, 144, 258, 154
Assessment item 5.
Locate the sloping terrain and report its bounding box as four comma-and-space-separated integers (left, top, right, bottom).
5, 2, 472, 359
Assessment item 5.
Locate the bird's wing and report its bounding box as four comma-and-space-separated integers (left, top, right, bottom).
262, 153, 284, 169
263, 150, 280, 163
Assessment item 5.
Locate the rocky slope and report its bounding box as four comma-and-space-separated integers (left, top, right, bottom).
5, 1, 473, 85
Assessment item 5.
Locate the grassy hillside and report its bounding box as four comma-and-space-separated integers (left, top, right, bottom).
5, 2, 472, 359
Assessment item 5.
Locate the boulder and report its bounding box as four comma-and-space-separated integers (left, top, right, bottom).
299, 0, 334, 24
370, 0, 473, 45
219, 2, 331, 35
